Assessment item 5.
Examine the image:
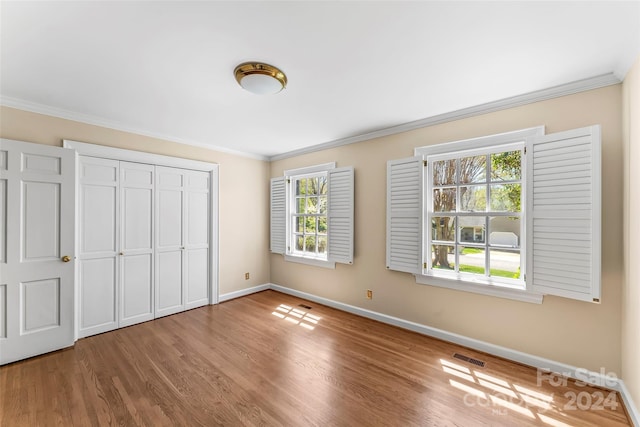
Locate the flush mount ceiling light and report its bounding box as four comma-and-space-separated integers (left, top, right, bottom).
234, 62, 287, 95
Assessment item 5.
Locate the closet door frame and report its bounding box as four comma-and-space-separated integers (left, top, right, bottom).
64, 140, 219, 340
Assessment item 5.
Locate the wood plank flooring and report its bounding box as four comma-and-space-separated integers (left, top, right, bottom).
0, 290, 631, 426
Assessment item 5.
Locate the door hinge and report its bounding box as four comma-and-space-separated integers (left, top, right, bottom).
423, 262, 427, 269
524, 146, 527, 155
423, 160, 428, 167
286, 178, 291, 184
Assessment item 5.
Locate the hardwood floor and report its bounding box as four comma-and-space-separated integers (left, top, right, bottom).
0, 290, 631, 426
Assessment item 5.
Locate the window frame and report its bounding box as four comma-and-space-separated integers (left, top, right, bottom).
284, 162, 337, 269
425, 142, 525, 288
289, 171, 329, 260
414, 126, 544, 303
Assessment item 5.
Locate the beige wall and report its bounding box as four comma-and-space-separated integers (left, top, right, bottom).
0, 106, 271, 295
0, 81, 629, 380
623, 56, 640, 410
271, 85, 623, 373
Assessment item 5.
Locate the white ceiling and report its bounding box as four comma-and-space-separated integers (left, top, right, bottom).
2, 1, 639, 160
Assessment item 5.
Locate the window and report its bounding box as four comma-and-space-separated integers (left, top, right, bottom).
427, 143, 524, 288
387, 126, 601, 303
291, 173, 328, 258
271, 163, 354, 268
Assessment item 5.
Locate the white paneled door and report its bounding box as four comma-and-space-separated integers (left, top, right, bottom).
0, 140, 75, 365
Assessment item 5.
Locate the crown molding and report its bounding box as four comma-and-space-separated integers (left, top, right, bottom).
1, 73, 620, 163
269, 73, 621, 161
0, 96, 269, 161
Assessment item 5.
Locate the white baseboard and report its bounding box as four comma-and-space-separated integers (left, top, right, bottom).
218, 284, 270, 303
266, 283, 639, 426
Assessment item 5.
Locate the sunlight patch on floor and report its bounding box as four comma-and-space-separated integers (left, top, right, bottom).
440, 358, 559, 423
272, 304, 320, 330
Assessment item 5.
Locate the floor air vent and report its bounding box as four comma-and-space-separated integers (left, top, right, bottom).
453, 353, 485, 367
298, 304, 312, 310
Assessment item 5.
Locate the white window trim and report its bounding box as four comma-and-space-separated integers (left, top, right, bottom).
414, 126, 545, 304
414, 126, 545, 157
284, 162, 336, 268
415, 274, 543, 304
284, 254, 336, 269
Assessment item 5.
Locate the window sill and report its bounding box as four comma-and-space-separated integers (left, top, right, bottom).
414, 274, 543, 304
284, 254, 336, 269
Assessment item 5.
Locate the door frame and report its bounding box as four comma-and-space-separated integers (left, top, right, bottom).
63, 140, 220, 340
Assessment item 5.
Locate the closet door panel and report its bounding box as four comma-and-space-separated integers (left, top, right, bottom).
187, 191, 208, 245
122, 187, 153, 251
158, 190, 182, 248
185, 248, 208, 308
79, 258, 116, 330
157, 251, 182, 313
120, 253, 152, 324
82, 185, 117, 253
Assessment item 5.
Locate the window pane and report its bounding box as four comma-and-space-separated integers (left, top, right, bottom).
431, 244, 454, 270
295, 235, 304, 251
307, 197, 318, 214
460, 185, 486, 211
433, 188, 456, 212
305, 217, 316, 233
305, 235, 316, 253
459, 155, 486, 184
491, 150, 521, 181
490, 184, 521, 212
433, 159, 456, 185
319, 176, 327, 195
318, 236, 327, 254
458, 217, 486, 244
432, 216, 455, 242
490, 249, 520, 279
458, 247, 486, 275
489, 216, 520, 248
296, 197, 305, 213
308, 177, 319, 195
318, 196, 327, 214
318, 216, 327, 233
295, 216, 305, 233
296, 178, 307, 195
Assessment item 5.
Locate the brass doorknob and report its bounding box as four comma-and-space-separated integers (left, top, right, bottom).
61, 255, 71, 262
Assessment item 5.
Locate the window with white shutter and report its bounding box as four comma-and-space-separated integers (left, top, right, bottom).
270, 163, 354, 268
386, 125, 601, 304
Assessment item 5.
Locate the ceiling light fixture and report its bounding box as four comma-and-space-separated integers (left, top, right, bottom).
234, 62, 287, 95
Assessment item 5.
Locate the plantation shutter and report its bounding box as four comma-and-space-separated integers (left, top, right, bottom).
386, 157, 423, 274
527, 125, 601, 302
327, 167, 354, 264
270, 176, 287, 254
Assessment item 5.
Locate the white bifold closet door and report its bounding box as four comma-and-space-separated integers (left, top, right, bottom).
155, 166, 209, 318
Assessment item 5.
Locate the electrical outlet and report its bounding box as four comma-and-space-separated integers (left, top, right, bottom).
366, 289, 373, 299
245, 272, 250, 280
